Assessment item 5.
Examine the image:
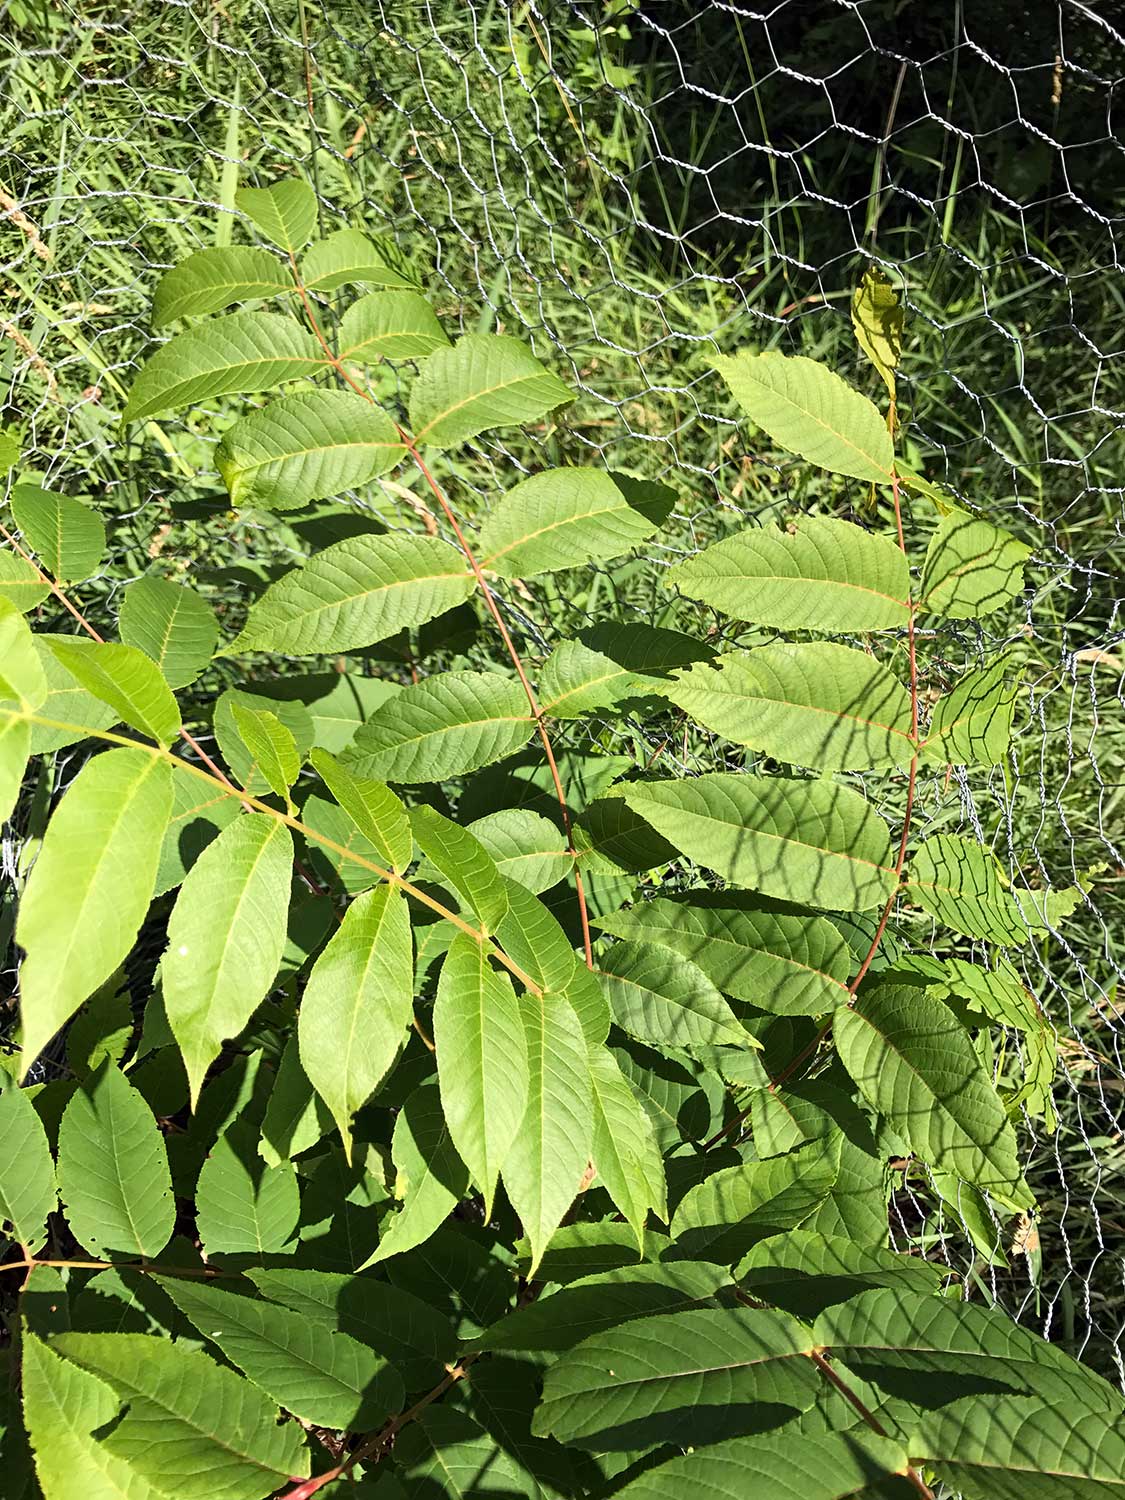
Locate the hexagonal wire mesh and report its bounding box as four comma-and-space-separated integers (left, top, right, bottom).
1, 0, 1123, 1389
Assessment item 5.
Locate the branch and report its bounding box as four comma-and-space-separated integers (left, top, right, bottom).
810, 1350, 935, 1499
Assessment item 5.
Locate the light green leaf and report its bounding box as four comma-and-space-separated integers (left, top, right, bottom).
10, 484, 106, 582
835, 983, 1030, 1200
920, 509, 1032, 619
411, 804, 508, 932
0, 427, 19, 475
0, 1081, 57, 1252
163, 814, 293, 1106
230, 704, 298, 798
231, 531, 473, 655
27, 635, 117, 754
21, 1330, 171, 1500
215, 391, 405, 511
309, 747, 412, 872
663, 642, 915, 772
48, 639, 180, 746
17, 749, 173, 1075
300, 228, 417, 293
915, 1396, 1125, 1498
851, 264, 903, 398
501, 990, 593, 1276
597, 941, 752, 1050
152, 246, 291, 326
298, 884, 413, 1158
212, 688, 313, 796
921, 656, 1021, 766
710, 350, 895, 482
0, 549, 50, 612
247, 1268, 457, 1391
434, 933, 528, 1216
123, 312, 325, 423
0, 599, 46, 816
467, 808, 571, 893
667, 516, 910, 631
300, 794, 382, 894
905, 834, 1034, 944
118, 576, 219, 691
671, 1139, 839, 1263
56, 1062, 174, 1259
196, 1118, 300, 1258
539, 639, 650, 719
409, 332, 573, 449
162, 1280, 404, 1431
737, 1228, 944, 1317
362, 1084, 470, 1269
50, 1332, 309, 1500
0, 710, 30, 822
588, 1045, 667, 1245
235, 178, 317, 252
259, 1034, 332, 1166
622, 772, 898, 912
534, 1305, 819, 1450
494, 875, 579, 994
816, 1286, 1123, 1413
610, 1428, 908, 1500
595, 898, 852, 1017
339, 290, 449, 361
273, 670, 398, 754
478, 468, 674, 578
343, 669, 534, 783
561, 962, 613, 1047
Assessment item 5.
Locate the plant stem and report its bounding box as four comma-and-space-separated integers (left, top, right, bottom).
809, 1350, 935, 1499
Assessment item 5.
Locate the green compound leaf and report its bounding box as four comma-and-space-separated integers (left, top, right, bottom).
920, 510, 1032, 620
0, 549, 50, 612
709, 350, 895, 483
17, 748, 173, 1076
309, 748, 413, 873
215, 391, 405, 511
300, 228, 418, 293
231, 531, 474, 656
538, 639, 652, 719
588, 1045, 667, 1246
362, 1084, 470, 1270
212, 689, 313, 796
905, 834, 1036, 945
409, 332, 573, 449
195, 1119, 300, 1258
0, 1081, 57, 1253
163, 814, 293, 1106
161, 1279, 404, 1432
434, 933, 528, 1217
343, 669, 534, 784
609, 1427, 908, 1500
478, 468, 674, 578
151, 245, 292, 326
534, 1305, 819, 1451
49, 1332, 309, 1500
235, 178, 317, 252
852, 264, 904, 399
0, 600, 46, 817
229, 704, 299, 799
815, 1286, 1124, 1414
466, 808, 572, 893
596, 898, 852, 1018
621, 772, 898, 912
122, 312, 326, 423
10, 485, 106, 582
118, 576, 219, 691
835, 983, 1030, 1201
412, 803, 508, 931
501, 990, 593, 1276
662, 642, 915, 773
597, 941, 752, 1050
736, 1228, 944, 1318
915, 1396, 1125, 1498
21, 1330, 172, 1500
48, 639, 180, 746
671, 1139, 839, 1263
339, 291, 450, 361
28, 634, 118, 754
298, 884, 413, 1160
921, 656, 1021, 767
56, 1062, 174, 1259
494, 875, 579, 994
668, 516, 910, 632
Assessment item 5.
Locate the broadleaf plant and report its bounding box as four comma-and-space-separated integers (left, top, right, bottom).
0, 177, 1114, 1499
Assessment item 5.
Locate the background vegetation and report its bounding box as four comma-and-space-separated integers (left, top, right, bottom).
1, 0, 1122, 1395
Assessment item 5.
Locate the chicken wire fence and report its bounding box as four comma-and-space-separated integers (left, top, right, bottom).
2, 0, 1124, 1382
